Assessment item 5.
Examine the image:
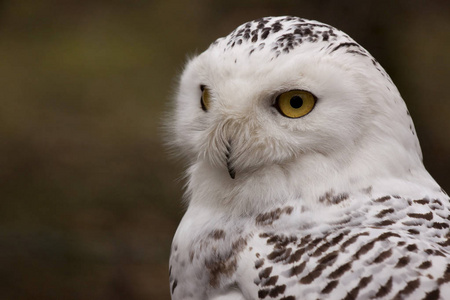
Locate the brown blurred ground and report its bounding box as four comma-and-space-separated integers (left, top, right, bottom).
0, 1, 448, 299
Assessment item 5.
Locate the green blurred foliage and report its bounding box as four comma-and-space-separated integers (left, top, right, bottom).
0, 1, 448, 299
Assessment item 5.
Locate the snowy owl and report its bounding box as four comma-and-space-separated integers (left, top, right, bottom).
167, 16, 450, 300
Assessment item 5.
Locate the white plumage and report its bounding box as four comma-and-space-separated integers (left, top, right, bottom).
167, 16, 450, 300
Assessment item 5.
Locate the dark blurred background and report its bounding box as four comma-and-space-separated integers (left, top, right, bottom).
0, 1, 448, 299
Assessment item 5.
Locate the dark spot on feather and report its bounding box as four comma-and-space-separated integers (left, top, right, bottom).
306, 237, 322, 251
319, 190, 349, 205
268, 247, 292, 262
261, 28, 270, 39
395, 256, 410, 268
341, 232, 369, 250
342, 276, 372, 300
432, 199, 443, 206
267, 235, 281, 245
232, 237, 247, 252
318, 251, 339, 265
206, 257, 238, 287
262, 275, 278, 286
418, 261, 432, 269
311, 241, 332, 257
330, 216, 352, 226
358, 276, 372, 289
267, 234, 297, 247
374, 196, 391, 203
432, 222, 449, 229
321, 280, 338, 294
205, 236, 248, 287
376, 232, 401, 241
298, 235, 312, 247
256, 206, 294, 226
343, 287, 359, 300
269, 285, 286, 297
328, 261, 352, 279
330, 231, 349, 245
422, 289, 439, 300
287, 248, 305, 263
289, 261, 307, 277
330, 42, 362, 53
258, 289, 269, 299
271, 22, 283, 33
438, 238, 450, 247
353, 241, 375, 259
373, 277, 392, 298
375, 208, 395, 218
375, 219, 396, 226
259, 267, 272, 279
406, 244, 418, 251
255, 259, 264, 269
300, 264, 327, 284
414, 198, 430, 205
373, 249, 392, 263
407, 211, 433, 221
210, 229, 226, 240
437, 264, 450, 285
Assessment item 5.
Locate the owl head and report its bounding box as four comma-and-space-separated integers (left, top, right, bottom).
167, 17, 429, 215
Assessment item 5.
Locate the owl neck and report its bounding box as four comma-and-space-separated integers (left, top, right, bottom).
186, 137, 439, 216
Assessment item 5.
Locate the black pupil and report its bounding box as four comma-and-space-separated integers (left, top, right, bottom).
290, 96, 303, 109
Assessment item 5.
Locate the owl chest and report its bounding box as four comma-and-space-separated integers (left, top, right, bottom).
170, 214, 252, 299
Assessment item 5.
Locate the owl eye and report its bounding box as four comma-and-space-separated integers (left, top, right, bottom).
200, 85, 211, 111
275, 90, 316, 118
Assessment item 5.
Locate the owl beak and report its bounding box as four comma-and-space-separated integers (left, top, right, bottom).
225, 142, 236, 179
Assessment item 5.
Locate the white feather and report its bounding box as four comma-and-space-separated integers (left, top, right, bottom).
167, 16, 449, 300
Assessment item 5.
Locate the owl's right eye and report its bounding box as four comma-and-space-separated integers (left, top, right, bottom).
275, 90, 316, 118
200, 85, 211, 111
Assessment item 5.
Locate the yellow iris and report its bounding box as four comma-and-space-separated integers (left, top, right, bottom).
200, 86, 211, 111
275, 90, 316, 118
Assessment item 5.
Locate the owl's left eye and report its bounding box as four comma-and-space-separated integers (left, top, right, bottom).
200, 85, 211, 111
275, 90, 316, 118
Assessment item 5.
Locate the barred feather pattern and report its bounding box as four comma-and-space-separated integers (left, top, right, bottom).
170, 190, 450, 300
